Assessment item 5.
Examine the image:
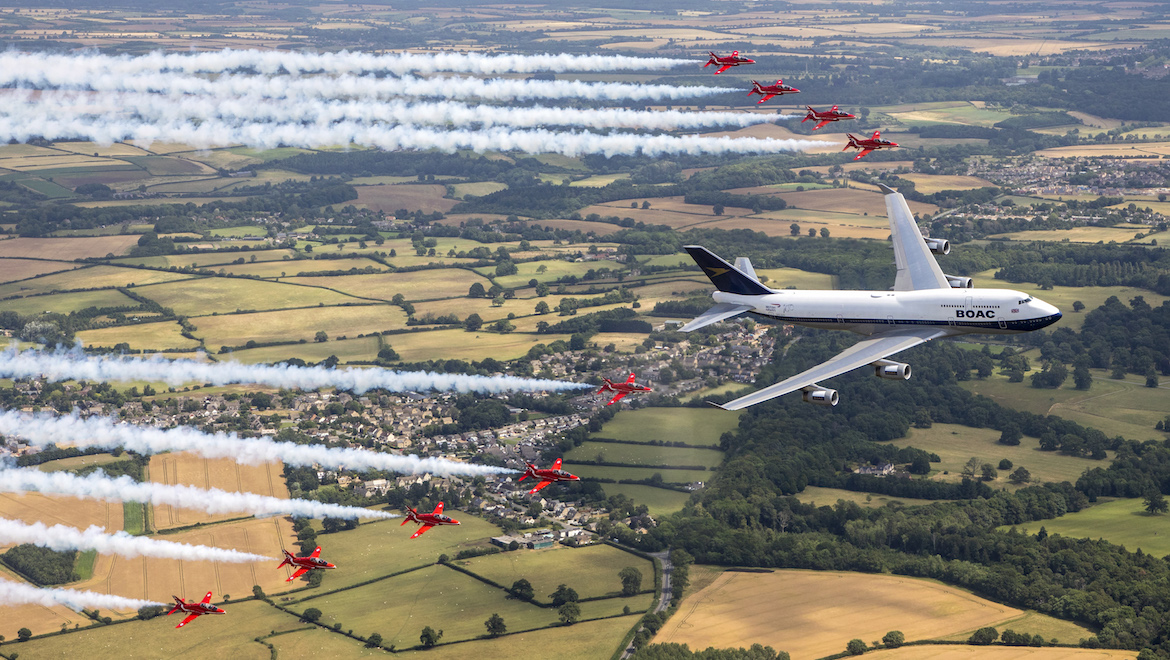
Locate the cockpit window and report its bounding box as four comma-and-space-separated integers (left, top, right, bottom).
1017, 297, 1033, 304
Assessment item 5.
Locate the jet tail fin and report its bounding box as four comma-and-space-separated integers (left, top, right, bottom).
679, 303, 754, 333
733, 257, 758, 282
684, 245, 773, 296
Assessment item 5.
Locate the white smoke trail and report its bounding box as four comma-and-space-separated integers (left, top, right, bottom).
0, 115, 820, 157
0, 49, 691, 78
0, 469, 397, 520
4, 89, 792, 131
0, 518, 270, 563
0, 410, 514, 477
1, 71, 728, 102
0, 577, 163, 611
0, 347, 587, 394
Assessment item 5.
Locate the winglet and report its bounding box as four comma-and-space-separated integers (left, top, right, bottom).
876, 183, 897, 195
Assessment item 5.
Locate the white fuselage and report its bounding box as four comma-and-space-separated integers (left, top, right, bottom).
714, 287, 1061, 336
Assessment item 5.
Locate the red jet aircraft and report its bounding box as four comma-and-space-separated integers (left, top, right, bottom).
704, 51, 754, 74
598, 373, 652, 406
401, 501, 459, 539
167, 591, 225, 629
843, 130, 899, 160
519, 458, 580, 494
748, 79, 799, 103
278, 546, 336, 582
802, 105, 856, 131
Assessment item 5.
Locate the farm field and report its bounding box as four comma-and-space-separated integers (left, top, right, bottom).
353, 184, 458, 213
1, 289, 139, 316
743, 209, 892, 240
79, 320, 201, 351
753, 267, 836, 289
795, 486, 941, 508
899, 174, 996, 193
391, 614, 639, 660
987, 226, 1144, 243
133, 277, 359, 316
596, 483, 692, 515
36, 452, 121, 473
0, 265, 192, 298
1001, 498, 1170, 558
190, 304, 407, 347
391, 328, 571, 362
458, 544, 654, 602
565, 441, 724, 469
776, 187, 938, 216
656, 569, 1091, 659
288, 270, 490, 302
893, 423, 1107, 486
592, 407, 741, 447
148, 454, 288, 529
2, 599, 301, 659
569, 464, 711, 484
0, 258, 78, 283
222, 335, 381, 364
866, 647, 1134, 660
0, 493, 124, 548
0, 236, 143, 260
962, 370, 1167, 441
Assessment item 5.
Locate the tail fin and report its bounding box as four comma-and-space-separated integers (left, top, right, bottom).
278, 550, 292, 569
684, 246, 773, 296
400, 510, 412, 526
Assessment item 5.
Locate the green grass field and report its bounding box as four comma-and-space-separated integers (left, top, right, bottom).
593, 407, 741, 447
795, 486, 942, 508
228, 336, 381, 364
488, 260, 605, 289
289, 270, 490, 302
191, 304, 406, 347
2, 289, 139, 316
391, 329, 572, 363
458, 544, 654, 602
79, 321, 201, 351
567, 465, 711, 484
265, 628, 385, 658
596, 483, 692, 515
1000, 498, 1170, 559
209, 226, 268, 237
565, 441, 723, 469
123, 502, 146, 535
36, 453, 120, 473
894, 423, 1107, 487
392, 614, 639, 660
132, 277, 360, 316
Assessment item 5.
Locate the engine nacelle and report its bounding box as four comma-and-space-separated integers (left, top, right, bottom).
945, 274, 973, 289
801, 386, 839, 406
872, 359, 912, 380
924, 238, 950, 255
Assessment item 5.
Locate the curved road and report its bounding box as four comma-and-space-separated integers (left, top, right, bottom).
619, 549, 672, 660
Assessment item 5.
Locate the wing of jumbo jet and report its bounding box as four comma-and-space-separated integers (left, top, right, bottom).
879, 183, 950, 292
709, 328, 952, 411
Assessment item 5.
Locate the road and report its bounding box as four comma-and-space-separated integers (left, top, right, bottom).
618, 548, 672, 660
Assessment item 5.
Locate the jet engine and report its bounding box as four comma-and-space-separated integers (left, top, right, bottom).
945, 274, 973, 289
924, 238, 950, 255
872, 359, 912, 380
801, 386, 839, 406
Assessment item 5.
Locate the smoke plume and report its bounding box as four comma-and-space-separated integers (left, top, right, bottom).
0, 468, 397, 520
0, 577, 163, 611
0, 410, 514, 477
0, 518, 270, 563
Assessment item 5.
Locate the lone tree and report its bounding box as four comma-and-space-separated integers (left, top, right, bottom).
998, 424, 1022, 446
485, 613, 507, 637
882, 631, 905, 648
1009, 467, 1031, 485
301, 608, 322, 623
17, 627, 32, 642
366, 632, 383, 648
790, 223, 800, 235
420, 626, 443, 647
465, 313, 483, 332
550, 584, 579, 606
619, 566, 643, 596
846, 638, 867, 655
1145, 492, 1169, 515
558, 602, 581, 625
510, 578, 534, 601
468, 282, 486, 298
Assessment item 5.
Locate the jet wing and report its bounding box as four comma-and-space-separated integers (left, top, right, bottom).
878, 184, 950, 292
176, 613, 200, 628
679, 302, 753, 333
715, 64, 733, 74
755, 93, 775, 103
607, 391, 628, 406
709, 328, 952, 411
527, 480, 554, 495
814, 119, 832, 130
852, 148, 874, 160
410, 524, 435, 539
286, 567, 310, 582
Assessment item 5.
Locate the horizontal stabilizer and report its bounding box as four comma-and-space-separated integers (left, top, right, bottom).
733, 257, 758, 282
679, 303, 753, 333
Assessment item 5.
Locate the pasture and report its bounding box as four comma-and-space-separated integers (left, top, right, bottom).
795, 486, 941, 509
391, 328, 571, 363
0, 258, 77, 283
656, 569, 1091, 659
458, 543, 654, 602
565, 441, 724, 469
0, 265, 191, 298
132, 277, 359, 316
0, 236, 142, 260
2, 599, 301, 659
1001, 498, 1170, 558
1, 289, 139, 316
752, 267, 836, 290
596, 484, 692, 516
777, 187, 938, 216
895, 423, 1106, 486
593, 407, 741, 447
190, 304, 407, 347
288, 270, 490, 302
867, 647, 1134, 660
391, 614, 639, 660
488, 260, 601, 289
730, 210, 892, 240
36, 452, 121, 473
900, 174, 996, 193
569, 465, 711, 484
79, 320, 201, 351
226, 336, 381, 364
353, 184, 458, 213
987, 226, 1143, 244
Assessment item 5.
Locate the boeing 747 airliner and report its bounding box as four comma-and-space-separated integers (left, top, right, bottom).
681, 183, 1061, 410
